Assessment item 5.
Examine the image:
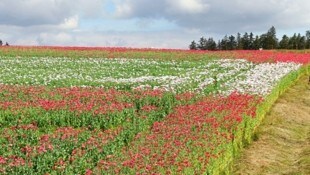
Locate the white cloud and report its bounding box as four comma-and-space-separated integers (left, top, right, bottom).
115, 1, 133, 18
0, 0, 104, 26
167, 0, 209, 14
0, 0, 310, 48
112, 0, 310, 34
60, 16, 79, 29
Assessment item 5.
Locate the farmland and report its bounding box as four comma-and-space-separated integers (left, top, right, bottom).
0, 46, 309, 174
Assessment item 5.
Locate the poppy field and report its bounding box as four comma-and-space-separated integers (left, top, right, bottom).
0, 47, 309, 174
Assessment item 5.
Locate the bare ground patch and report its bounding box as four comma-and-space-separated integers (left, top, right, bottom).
233, 75, 310, 175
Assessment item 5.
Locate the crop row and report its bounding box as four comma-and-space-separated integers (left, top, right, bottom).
0, 57, 301, 96
1, 46, 310, 64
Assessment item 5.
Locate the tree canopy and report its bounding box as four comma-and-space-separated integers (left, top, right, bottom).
189, 27, 310, 50
0, 39, 9, 46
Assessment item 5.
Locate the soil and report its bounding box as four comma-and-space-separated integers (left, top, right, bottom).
233, 75, 310, 175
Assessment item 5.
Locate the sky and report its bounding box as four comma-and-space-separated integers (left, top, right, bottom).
0, 0, 309, 49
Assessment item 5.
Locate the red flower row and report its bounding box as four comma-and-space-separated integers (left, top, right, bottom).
1, 46, 309, 64
94, 92, 262, 174
0, 85, 164, 115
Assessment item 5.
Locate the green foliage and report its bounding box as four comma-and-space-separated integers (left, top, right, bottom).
191, 27, 310, 50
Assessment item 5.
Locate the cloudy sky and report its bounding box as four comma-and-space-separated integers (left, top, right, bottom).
0, 0, 309, 49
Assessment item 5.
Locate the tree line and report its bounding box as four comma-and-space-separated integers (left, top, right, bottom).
189, 26, 310, 50
0, 39, 9, 46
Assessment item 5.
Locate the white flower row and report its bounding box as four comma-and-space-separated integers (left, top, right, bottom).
0, 56, 302, 96
220, 62, 301, 96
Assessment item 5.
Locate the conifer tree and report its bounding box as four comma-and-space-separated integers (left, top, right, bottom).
279, 35, 289, 49
189, 40, 198, 50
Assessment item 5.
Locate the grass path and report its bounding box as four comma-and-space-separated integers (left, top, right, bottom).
233, 75, 310, 175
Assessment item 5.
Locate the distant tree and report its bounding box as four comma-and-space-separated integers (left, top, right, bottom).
198, 37, 208, 50
217, 40, 221, 50
0, 40, 2, 46
288, 33, 298, 49
5, 42, 9, 46
236, 33, 243, 50
227, 35, 237, 50
249, 32, 255, 49
306, 30, 310, 49
253, 35, 261, 50
259, 33, 268, 49
266, 26, 278, 49
207, 37, 217, 50
279, 35, 290, 49
189, 40, 198, 50
299, 36, 306, 50
295, 33, 305, 49
296, 33, 301, 49
220, 35, 229, 50
242, 32, 250, 49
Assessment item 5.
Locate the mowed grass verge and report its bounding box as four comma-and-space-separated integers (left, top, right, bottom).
233, 74, 310, 175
